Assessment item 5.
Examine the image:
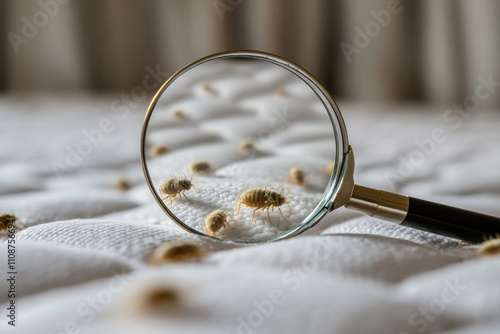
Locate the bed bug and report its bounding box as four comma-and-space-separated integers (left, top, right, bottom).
476, 236, 500, 258
151, 144, 169, 157
201, 82, 213, 92
274, 86, 286, 96
286, 167, 306, 186
114, 176, 131, 191
235, 188, 292, 224
171, 109, 185, 119
203, 210, 235, 236
187, 160, 212, 174
238, 139, 256, 154
119, 284, 181, 315
0, 214, 24, 234
159, 176, 198, 209
149, 241, 204, 265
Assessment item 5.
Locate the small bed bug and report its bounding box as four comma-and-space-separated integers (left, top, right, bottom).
203, 210, 235, 236
274, 86, 286, 96
477, 236, 500, 258
238, 139, 256, 154
114, 176, 131, 191
286, 167, 305, 186
119, 284, 181, 315
159, 176, 198, 209
187, 160, 212, 174
149, 241, 204, 265
235, 188, 292, 224
201, 82, 213, 92
171, 109, 185, 119
0, 214, 24, 234
151, 144, 169, 157
143, 287, 179, 310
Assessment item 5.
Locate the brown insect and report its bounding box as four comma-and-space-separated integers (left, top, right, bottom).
286, 167, 306, 186
477, 235, 500, 258
0, 214, 24, 234
203, 210, 235, 236
201, 82, 213, 92
151, 144, 169, 157
159, 176, 198, 209
274, 86, 286, 96
142, 287, 179, 310
149, 241, 204, 265
235, 188, 292, 224
238, 139, 256, 154
119, 284, 181, 315
187, 160, 212, 174
171, 109, 185, 119
114, 176, 131, 191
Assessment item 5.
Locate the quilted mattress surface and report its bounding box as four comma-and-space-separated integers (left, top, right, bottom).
1, 62, 500, 333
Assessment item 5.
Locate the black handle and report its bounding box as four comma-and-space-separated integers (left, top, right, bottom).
402, 197, 500, 243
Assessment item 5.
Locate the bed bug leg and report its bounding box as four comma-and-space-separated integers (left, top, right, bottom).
181, 191, 191, 201
163, 196, 173, 209
224, 221, 236, 229
236, 201, 246, 215
266, 208, 273, 224
169, 195, 177, 209
226, 212, 237, 222
250, 208, 259, 225
277, 206, 287, 221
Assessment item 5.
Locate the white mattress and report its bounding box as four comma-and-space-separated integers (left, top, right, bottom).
1, 85, 500, 332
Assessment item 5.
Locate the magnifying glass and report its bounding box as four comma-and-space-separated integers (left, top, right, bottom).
140, 50, 500, 244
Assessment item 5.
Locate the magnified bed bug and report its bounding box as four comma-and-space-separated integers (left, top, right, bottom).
0, 213, 24, 234
238, 138, 256, 154
201, 82, 214, 92
203, 210, 235, 236
235, 188, 292, 224
159, 176, 198, 209
274, 86, 286, 96
477, 235, 500, 258
286, 167, 306, 186
151, 144, 169, 157
187, 160, 212, 174
171, 109, 185, 119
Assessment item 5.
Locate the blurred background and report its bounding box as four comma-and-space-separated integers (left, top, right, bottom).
1, 0, 500, 108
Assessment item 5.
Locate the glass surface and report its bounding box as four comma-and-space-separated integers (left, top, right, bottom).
143, 56, 342, 242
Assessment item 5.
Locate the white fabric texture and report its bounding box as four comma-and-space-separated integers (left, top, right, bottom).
1, 84, 500, 332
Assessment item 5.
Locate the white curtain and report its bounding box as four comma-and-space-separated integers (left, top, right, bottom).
2, 0, 500, 108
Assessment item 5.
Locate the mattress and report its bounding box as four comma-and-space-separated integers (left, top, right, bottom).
1, 71, 500, 333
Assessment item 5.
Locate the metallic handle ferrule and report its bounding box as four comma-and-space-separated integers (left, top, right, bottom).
345, 185, 409, 223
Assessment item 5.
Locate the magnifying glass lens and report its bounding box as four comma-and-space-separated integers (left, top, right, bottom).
143, 56, 343, 243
